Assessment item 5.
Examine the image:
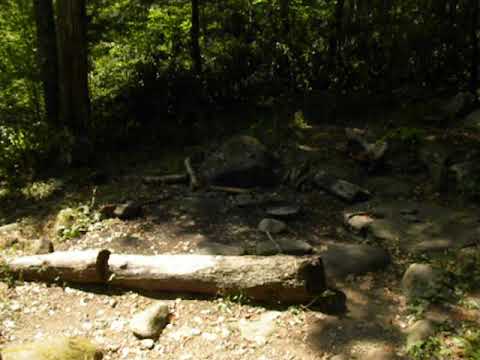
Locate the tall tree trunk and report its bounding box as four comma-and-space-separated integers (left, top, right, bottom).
33, 0, 59, 126
56, 0, 90, 136
191, 0, 202, 75
470, 0, 479, 91
279, 0, 290, 37
329, 0, 345, 71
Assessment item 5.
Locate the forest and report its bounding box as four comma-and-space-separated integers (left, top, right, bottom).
1, 0, 480, 359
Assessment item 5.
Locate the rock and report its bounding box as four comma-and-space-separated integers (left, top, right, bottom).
319, 243, 390, 280
1, 337, 103, 360
450, 161, 480, 196
235, 193, 264, 207
406, 320, 436, 351
344, 200, 480, 253
314, 171, 370, 203
265, 205, 301, 219
99, 204, 116, 219
440, 92, 475, 120
255, 238, 313, 256
345, 128, 388, 169
238, 311, 281, 345
201, 135, 278, 188
344, 213, 375, 234
139, 339, 155, 350
32, 238, 54, 254
419, 141, 450, 191
130, 302, 170, 339
402, 263, 449, 301
114, 201, 142, 220
463, 109, 480, 131
195, 241, 245, 256
0, 222, 20, 234
258, 218, 287, 234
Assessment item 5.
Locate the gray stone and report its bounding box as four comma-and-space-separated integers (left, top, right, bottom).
314, 171, 370, 203
441, 92, 475, 119
32, 238, 54, 254
139, 339, 155, 350
201, 135, 278, 188
450, 161, 480, 196
344, 213, 375, 234
0, 222, 19, 234
195, 241, 245, 256
402, 263, 447, 301
114, 201, 142, 220
255, 238, 313, 256
345, 127, 388, 167
319, 243, 390, 280
419, 142, 450, 191
238, 311, 281, 345
130, 302, 170, 339
258, 218, 287, 234
344, 200, 480, 253
463, 109, 480, 131
406, 320, 436, 351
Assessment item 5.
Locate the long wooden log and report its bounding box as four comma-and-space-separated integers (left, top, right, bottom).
4, 249, 110, 284
108, 254, 326, 304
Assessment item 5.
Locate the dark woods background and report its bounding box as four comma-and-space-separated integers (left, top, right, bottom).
0, 0, 479, 180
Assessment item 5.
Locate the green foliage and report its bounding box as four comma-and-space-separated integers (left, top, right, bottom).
385, 127, 427, 145
55, 203, 100, 241
408, 336, 443, 360
0, 0, 478, 180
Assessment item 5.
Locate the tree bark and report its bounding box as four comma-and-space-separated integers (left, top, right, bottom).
33, 0, 59, 126
279, 0, 290, 37
56, 0, 90, 135
191, 0, 202, 75
470, 0, 479, 92
108, 254, 326, 304
4, 252, 327, 304
329, 0, 345, 69
5, 250, 110, 284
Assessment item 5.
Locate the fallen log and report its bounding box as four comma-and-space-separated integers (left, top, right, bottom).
142, 174, 189, 185
4, 249, 110, 284
208, 185, 252, 194
108, 254, 326, 304
1, 251, 328, 305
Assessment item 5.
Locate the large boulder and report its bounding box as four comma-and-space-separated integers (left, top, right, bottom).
201, 136, 278, 188
319, 243, 390, 280
463, 109, 480, 132
402, 263, 450, 302
419, 141, 450, 191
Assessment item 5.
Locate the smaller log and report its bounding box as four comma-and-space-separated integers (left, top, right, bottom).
142, 174, 189, 185
4, 249, 110, 284
184, 157, 201, 190
208, 186, 252, 194
108, 254, 326, 304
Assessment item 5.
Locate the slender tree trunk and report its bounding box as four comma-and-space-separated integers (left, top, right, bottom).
329, 0, 345, 71
279, 0, 290, 37
470, 0, 479, 91
191, 0, 202, 75
56, 0, 90, 136
33, 0, 59, 126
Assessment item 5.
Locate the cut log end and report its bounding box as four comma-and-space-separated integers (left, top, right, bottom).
298, 256, 326, 294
